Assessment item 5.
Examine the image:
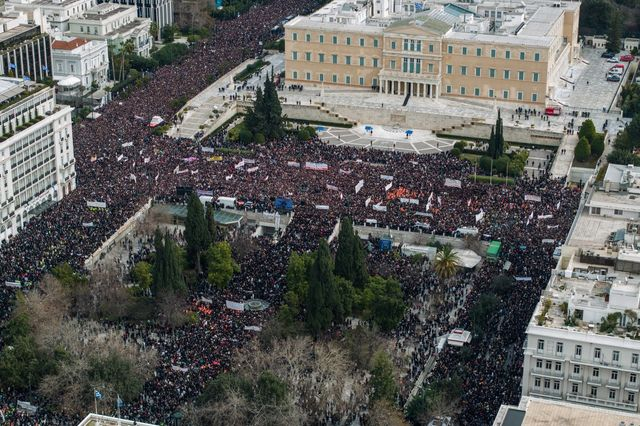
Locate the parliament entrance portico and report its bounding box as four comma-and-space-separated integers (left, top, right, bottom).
379, 78, 439, 99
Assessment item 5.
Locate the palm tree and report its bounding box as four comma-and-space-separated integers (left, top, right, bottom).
433, 244, 460, 280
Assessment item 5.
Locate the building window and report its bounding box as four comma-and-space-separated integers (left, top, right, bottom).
460, 86, 466, 95
613, 351, 620, 362
475, 67, 481, 77
292, 32, 298, 41
476, 47, 482, 56
490, 48, 496, 58
460, 66, 467, 76
390, 60, 396, 69
505, 50, 511, 59
305, 72, 311, 81
631, 374, 637, 383
332, 74, 337, 83
292, 71, 298, 79
553, 381, 560, 390
595, 348, 601, 360
372, 58, 379, 67
544, 379, 550, 389
359, 57, 365, 66
614, 209, 623, 215
319, 73, 324, 82
391, 41, 396, 49
532, 93, 538, 102
633, 354, 639, 365
332, 54, 338, 64
429, 44, 434, 53
629, 393, 636, 403
446, 64, 453, 74
292, 51, 298, 60
359, 38, 365, 47
319, 35, 324, 43
591, 386, 598, 397
572, 383, 579, 393
332, 35, 338, 44
503, 90, 509, 99
610, 389, 616, 399
546, 360, 552, 369
448, 45, 453, 54
612, 370, 618, 381
504, 70, 510, 80
556, 342, 563, 354
535, 377, 541, 387
318, 53, 324, 63
446, 85, 452, 93
345, 75, 351, 84
305, 52, 311, 61
520, 51, 525, 60
474, 87, 480, 96
534, 52, 540, 61
489, 68, 496, 78
345, 56, 351, 65
373, 38, 379, 48
574, 365, 580, 374
593, 368, 600, 377
533, 72, 540, 82
428, 63, 434, 73
346, 37, 351, 45
555, 362, 562, 371
358, 76, 364, 86
517, 91, 523, 101
518, 71, 525, 81
462, 46, 468, 55
305, 33, 311, 42
488, 89, 494, 98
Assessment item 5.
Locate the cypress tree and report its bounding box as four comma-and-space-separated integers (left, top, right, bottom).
205, 202, 217, 243
495, 110, 505, 158
488, 126, 495, 159
152, 229, 166, 295
352, 231, 369, 288
307, 239, 339, 337
185, 193, 210, 274
164, 231, 186, 294
335, 218, 355, 282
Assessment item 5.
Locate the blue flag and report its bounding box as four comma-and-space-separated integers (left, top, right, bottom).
42, 65, 48, 72
8, 63, 15, 69
94, 390, 102, 400
23, 75, 30, 81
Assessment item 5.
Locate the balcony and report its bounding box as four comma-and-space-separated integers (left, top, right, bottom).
625, 381, 640, 391
606, 379, 621, 389
530, 388, 563, 399
587, 376, 602, 386
569, 373, 583, 382
566, 393, 638, 411
532, 368, 564, 378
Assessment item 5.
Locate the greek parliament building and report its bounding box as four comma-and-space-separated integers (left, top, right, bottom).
284, 0, 580, 105
0, 79, 75, 242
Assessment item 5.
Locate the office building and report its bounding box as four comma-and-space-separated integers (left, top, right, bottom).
52, 37, 108, 89
102, 0, 173, 37
0, 78, 75, 242
7, 0, 96, 32
284, 0, 580, 104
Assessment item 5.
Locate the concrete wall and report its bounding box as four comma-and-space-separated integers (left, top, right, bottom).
438, 121, 564, 147
569, 166, 595, 184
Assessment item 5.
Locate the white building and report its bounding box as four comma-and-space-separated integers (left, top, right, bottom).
103, 0, 173, 38
7, 0, 97, 33
0, 78, 75, 242
522, 176, 640, 414
66, 3, 152, 57
586, 164, 640, 220
51, 37, 108, 89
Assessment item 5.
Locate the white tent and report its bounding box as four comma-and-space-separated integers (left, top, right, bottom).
451, 248, 481, 269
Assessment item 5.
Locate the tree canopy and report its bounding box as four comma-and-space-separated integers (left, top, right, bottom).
244, 73, 284, 140
206, 241, 239, 289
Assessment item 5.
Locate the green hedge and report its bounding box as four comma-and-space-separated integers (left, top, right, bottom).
234, 59, 270, 82
468, 174, 514, 185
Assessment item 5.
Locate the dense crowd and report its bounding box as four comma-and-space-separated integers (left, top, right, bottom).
0, 0, 582, 423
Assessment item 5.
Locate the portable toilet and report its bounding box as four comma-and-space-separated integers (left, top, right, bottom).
487, 240, 502, 260
379, 234, 393, 251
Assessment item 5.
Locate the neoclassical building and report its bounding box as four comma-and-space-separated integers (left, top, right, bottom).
284, 0, 580, 105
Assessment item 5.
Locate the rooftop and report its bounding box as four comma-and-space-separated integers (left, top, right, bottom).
494, 396, 640, 426
518, 6, 563, 37
52, 37, 88, 50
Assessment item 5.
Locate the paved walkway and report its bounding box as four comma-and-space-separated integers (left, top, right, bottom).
549, 134, 577, 178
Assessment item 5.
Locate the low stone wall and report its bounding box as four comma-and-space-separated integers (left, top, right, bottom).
439, 122, 564, 147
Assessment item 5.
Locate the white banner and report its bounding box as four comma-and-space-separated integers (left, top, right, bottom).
171, 365, 189, 373
144, 157, 150, 163
225, 175, 233, 181
525, 194, 541, 202
373, 203, 387, 212
475, 210, 485, 223
365, 218, 378, 225
244, 326, 262, 331
201, 146, 215, 153
365, 197, 372, 207
200, 297, 213, 304
315, 204, 330, 210
380, 174, 394, 181
87, 201, 107, 209
5, 281, 21, 288
304, 162, 329, 171
409, 198, 419, 205
82, 222, 94, 227
326, 184, 339, 191
444, 178, 462, 188
384, 182, 393, 191
117, 154, 124, 162
339, 169, 352, 175
538, 214, 553, 220
225, 300, 245, 311
246, 166, 259, 173
355, 179, 365, 194
242, 158, 256, 164
121, 142, 133, 148
234, 160, 245, 169
287, 161, 301, 167
129, 173, 137, 183
175, 169, 189, 174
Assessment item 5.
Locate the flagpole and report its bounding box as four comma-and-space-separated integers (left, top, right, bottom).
94, 391, 98, 414
490, 159, 493, 185
117, 394, 121, 426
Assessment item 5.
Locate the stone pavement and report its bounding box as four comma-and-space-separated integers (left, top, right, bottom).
549, 134, 577, 179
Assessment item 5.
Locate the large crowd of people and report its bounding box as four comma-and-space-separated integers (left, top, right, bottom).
0, 0, 582, 423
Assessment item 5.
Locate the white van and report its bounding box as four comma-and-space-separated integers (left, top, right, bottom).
216, 196, 237, 209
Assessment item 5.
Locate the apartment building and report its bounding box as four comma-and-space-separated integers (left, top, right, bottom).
66, 3, 152, 57
52, 37, 108, 89
7, 0, 97, 32
100, 0, 173, 37
522, 171, 640, 413
284, 0, 579, 105
0, 79, 75, 242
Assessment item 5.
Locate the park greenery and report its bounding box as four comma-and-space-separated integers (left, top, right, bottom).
608, 113, 640, 166
575, 119, 605, 164
579, 0, 636, 42
244, 73, 284, 141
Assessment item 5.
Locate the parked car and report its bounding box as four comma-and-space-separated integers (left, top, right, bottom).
620, 54, 635, 62
611, 63, 625, 69
607, 57, 619, 63
607, 74, 621, 82
602, 51, 616, 58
